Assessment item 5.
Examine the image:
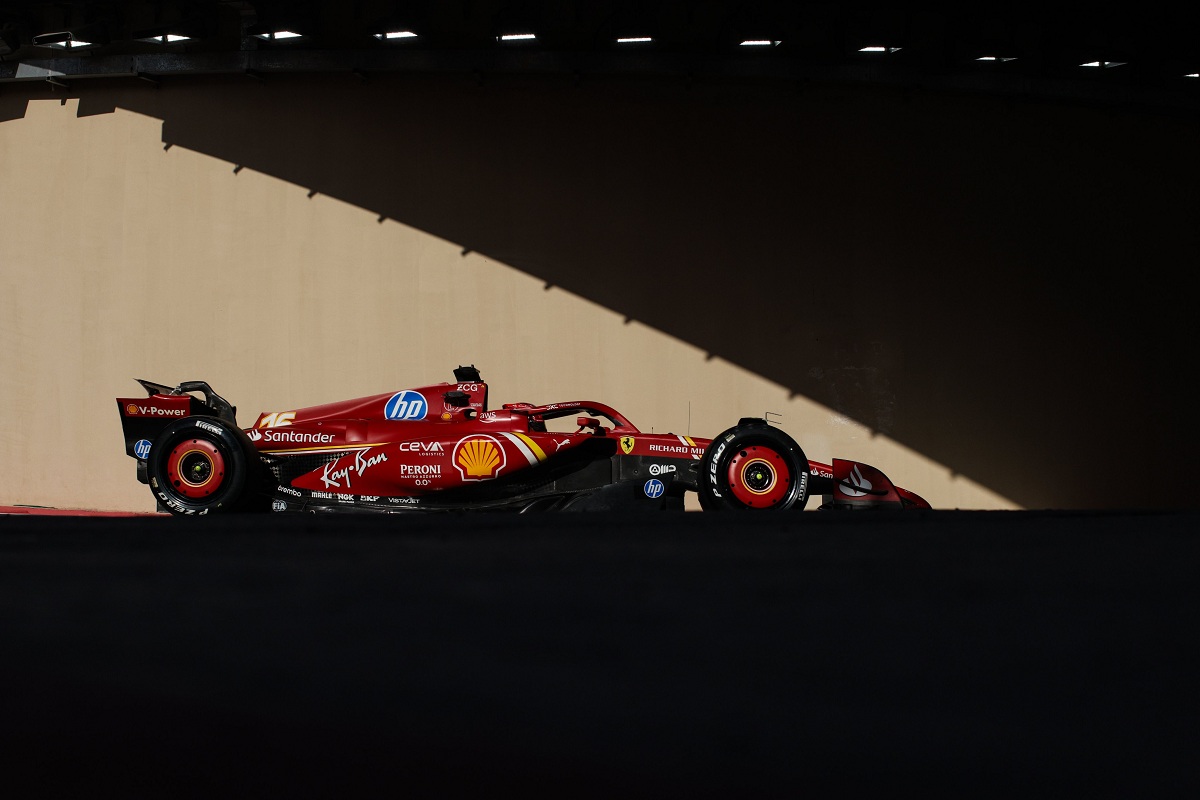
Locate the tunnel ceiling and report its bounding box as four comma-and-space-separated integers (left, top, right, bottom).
2, 1, 1200, 113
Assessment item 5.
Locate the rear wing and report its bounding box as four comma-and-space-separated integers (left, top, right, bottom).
116, 379, 239, 464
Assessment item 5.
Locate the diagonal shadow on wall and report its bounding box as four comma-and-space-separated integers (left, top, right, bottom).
3, 72, 1198, 508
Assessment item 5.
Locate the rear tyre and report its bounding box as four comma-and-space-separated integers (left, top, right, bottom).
148, 417, 264, 515
698, 420, 810, 511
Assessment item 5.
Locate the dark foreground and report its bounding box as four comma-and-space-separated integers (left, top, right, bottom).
1, 510, 1196, 797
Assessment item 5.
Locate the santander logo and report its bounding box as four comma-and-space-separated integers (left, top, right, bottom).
841, 463, 872, 497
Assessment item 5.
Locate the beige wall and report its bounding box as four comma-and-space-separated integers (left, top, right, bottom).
3, 73, 1196, 511
0, 92, 1007, 512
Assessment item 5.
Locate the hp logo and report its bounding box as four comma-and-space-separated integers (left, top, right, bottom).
133, 439, 152, 460
384, 391, 428, 421
643, 479, 665, 499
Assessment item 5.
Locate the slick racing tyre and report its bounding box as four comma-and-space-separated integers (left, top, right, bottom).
698, 420, 811, 511
148, 416, 263, 515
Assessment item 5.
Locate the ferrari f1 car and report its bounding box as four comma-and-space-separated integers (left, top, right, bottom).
116, 366, 930, 515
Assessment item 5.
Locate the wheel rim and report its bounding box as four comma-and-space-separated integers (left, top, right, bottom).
726, 446, 791, 508
166, 438, 226, 499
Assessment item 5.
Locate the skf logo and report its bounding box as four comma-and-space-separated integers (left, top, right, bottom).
453, 435, 506, 480
258, 411, 296, 428
620, 436, 635, 455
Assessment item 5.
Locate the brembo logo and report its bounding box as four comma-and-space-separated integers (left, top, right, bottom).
125, 403, 185, 417
453, 435, 506, 480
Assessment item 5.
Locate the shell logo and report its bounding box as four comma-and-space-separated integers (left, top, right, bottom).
125, 403, 138, 415
453, 435, 506, 480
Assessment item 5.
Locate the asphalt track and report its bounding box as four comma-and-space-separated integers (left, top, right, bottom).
1, 509, 1197, 798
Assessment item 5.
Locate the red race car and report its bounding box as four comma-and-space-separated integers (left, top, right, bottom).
116, 366, 930, 515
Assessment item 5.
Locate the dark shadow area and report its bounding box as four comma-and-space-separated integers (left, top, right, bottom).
3, 72, 1197, 508
1, 511, 1198, 797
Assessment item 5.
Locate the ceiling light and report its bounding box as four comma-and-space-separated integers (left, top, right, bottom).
1080, 60, 1125, 68
253, 30, 303, 42
976, 56, 1017, 62
1187, 73, 1200, 78
33, 32, 97, 50
138, 34, 192, 44
499, 33, 536, 42
616, 37, 652, 44
375, 30, 417, 41
739, 40, 781, 47
859, 46, 901, 54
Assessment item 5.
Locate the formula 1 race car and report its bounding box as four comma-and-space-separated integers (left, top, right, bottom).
116, 366, 930, 515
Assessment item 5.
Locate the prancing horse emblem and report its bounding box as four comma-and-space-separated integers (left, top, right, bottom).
620, 436, 635, 455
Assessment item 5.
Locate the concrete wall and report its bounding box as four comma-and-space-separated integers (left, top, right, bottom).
1, 73, 1195, 511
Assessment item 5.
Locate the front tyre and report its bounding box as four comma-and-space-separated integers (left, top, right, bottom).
148, 416, 262, 515
698, 420, 810, 511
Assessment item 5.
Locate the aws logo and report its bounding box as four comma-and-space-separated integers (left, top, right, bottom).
453, 435, 506, 480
